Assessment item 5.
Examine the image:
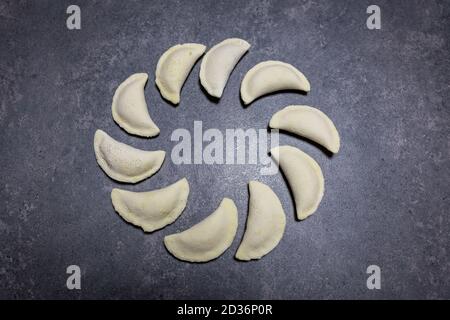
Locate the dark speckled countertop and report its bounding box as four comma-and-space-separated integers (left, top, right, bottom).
0, 0, 449, 299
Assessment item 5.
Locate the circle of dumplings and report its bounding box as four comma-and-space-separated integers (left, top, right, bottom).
94, 38, 340, 263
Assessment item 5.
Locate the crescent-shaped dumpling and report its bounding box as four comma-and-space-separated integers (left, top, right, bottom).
270, 146, 324, 220
111, 73, 160, 137
235, 181, 286, 261
270, 105, 340, 153
240, 60, 310, 105
164, 198, 238, 262
199, 38, 250, 98
155, 43, 206, 104
111, 178, 189, 232
93, 129, 165, 183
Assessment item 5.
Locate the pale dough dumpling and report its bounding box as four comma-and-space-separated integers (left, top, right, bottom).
271, 146, 324, 220
240, 61, 310, 105
155, 43, 206, 104
93, 129, 165, 183
111, 178, 189, 232
112, 73, 160, 137
270, 105, 340, 153
235, 181, 286, 261
164, 198, 238, 262
200, 38, 250, 98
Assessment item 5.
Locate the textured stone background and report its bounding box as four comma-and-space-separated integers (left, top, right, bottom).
0, 0, 449, 299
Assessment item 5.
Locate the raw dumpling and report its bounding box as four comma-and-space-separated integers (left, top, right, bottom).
270, 105, 340, 153
271, 146, 324, 220
240, 61, 310, 105
111, 178, 189, 232
164, 198, 238, 262
235, 181, 286, 261
155, 43, 206, 104
200, 38, 250, 98
111, 73, 160, 137
94, 129, 165, 183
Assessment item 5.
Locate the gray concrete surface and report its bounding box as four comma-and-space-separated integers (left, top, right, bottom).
0, 0, 449, 299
